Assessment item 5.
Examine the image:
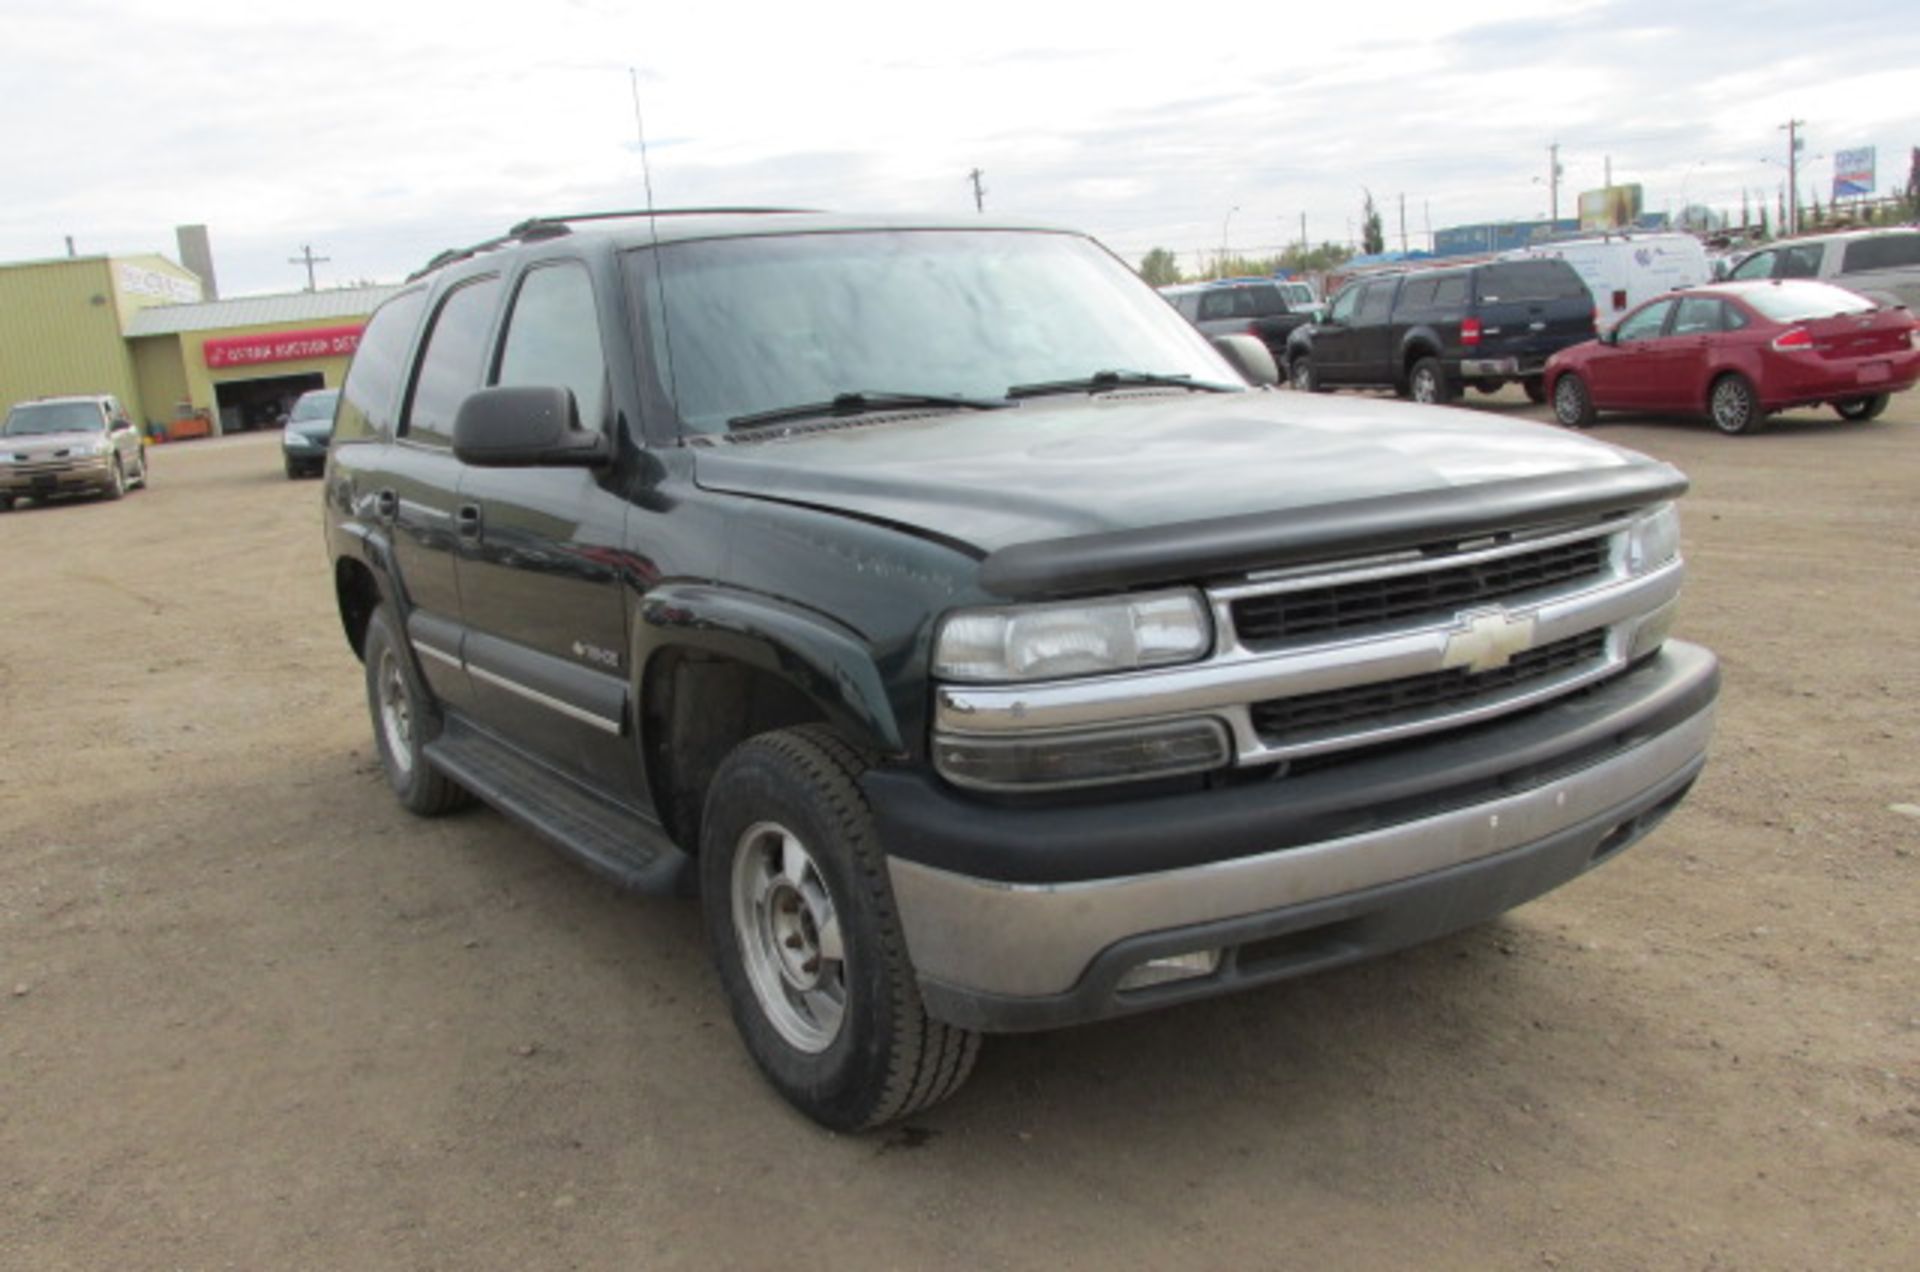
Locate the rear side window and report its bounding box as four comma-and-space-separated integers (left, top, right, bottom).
1398, 278, 1438, 308
402, 277, 503, 447
494, 263, 609, 430
1840, 233, 1920, 274
1477, 260, 1587, 302
335, 288, 427, 443
1199, 290, 1238, 320
1729, 251, 1775, 281
1671, 296, 1727, 335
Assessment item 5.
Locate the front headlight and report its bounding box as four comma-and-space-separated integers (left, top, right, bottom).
283, 429, 312, 448
934, 589, 1212, 682
1627, 503, 1680, 575
75, 437, 109, 457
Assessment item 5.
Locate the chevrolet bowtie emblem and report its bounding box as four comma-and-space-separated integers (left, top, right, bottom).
1442, 607, 1537, 675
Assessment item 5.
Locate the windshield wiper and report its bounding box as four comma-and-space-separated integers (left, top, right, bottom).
727, 391, 1009, 432
1006, 369, 1239, 399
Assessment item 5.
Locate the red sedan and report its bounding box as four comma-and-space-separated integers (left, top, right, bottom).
1545, 280, 1919, 434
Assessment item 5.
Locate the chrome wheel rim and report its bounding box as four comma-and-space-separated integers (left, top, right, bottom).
1291, 361, 1311, 391
376, 647, 414, 776
731, 821, 846, 1054
1412, 368, 1438, 403
1554, 376, 1583, 424
110, 458, 125, 495
1711, 380, 1750, 432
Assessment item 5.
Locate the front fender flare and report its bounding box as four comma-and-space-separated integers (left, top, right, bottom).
632, 582, 904, 757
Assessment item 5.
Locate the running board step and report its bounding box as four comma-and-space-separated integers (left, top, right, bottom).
425, 717, 691, 895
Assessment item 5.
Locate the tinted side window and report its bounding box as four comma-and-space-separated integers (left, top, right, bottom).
1478, 260, 1585, 302
1199, 291, 1237, 320
1244, 284, 1287, 316
1355, 281, 1396, 324
1433, 275, 1468, 308
1841, 233, 1920, 273
335, 288, 428, 443
494, 263, 608, 430
1779, 245, 1823, 279
1172, 294, 1200, 319
1398, 278, 1438, 309
1729, 251, 1775, 281
1327, 285, 1361, 324
402, 277, 502, 447
1615, 299, 1674, 343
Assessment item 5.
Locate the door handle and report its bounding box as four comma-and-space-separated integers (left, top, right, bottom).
374, 488, 398, 520
456, 503, 483, 539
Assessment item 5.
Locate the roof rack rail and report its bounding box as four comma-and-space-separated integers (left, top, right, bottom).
407, 208, 817, 282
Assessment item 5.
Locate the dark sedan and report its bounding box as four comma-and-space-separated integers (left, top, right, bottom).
1545, 280, 1919, 435
281, 388, 340, 478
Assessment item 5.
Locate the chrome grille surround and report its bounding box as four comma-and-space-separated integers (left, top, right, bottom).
934, 516, 1684, 773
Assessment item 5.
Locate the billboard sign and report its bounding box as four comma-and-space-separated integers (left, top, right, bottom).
1578, 184, 1643, 230
1833, 147, 1876, 199
203, 324, 364, 369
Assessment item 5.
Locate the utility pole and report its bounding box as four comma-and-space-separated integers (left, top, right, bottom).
288, 244, 330, 292
1547, 142, 1563, 223
967, 168, 986, 213
1299, 211, 1307, 256
1779, 119, 1805, 234
1398, 193, 1408, 254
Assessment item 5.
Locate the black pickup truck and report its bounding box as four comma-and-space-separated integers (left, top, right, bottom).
1288, 258, 1596, 403
324, 211, 1717, 1130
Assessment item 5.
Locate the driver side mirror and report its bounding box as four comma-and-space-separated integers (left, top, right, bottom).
1211, 334, 1279, 387
453, 385, 609, 468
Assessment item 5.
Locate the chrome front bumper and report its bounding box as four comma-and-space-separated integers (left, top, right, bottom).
887, 642, 1717, 1030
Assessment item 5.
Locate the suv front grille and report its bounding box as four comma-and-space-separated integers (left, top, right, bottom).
1249, 629, 1608, 743
1231, 535, 1610, 645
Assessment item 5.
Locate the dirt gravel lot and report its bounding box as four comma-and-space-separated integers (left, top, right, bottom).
3, 392, 1917, 1271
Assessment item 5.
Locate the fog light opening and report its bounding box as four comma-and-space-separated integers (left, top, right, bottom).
1116, 949, 1221, 992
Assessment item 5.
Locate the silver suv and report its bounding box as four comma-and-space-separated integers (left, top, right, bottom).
0, 395, 149, 510
1727, 228, 1920, 310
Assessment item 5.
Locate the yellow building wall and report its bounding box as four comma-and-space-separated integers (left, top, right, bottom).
0, 258, 145, 421
107, 255, 203, 331
129, 335, 191, 426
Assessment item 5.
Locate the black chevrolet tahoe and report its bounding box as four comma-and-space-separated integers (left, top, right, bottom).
1288, 258, 1595, 403
324, 211, 1718, 1130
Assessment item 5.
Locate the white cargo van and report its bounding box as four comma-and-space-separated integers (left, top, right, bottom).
1507, 233, 1710, 331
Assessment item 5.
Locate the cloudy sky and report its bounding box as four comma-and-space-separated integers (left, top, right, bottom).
4, 0, 1915, 296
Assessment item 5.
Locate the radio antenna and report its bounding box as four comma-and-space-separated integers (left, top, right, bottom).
631, 66, 681, 437
630, 67, 657, 214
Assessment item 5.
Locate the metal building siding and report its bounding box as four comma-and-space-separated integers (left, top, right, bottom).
129, 335, 191, 424
0, 259, 146, 421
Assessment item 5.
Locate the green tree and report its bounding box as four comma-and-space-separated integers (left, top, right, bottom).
1138, 247, 1183, 287
1360, 189, 1385, 255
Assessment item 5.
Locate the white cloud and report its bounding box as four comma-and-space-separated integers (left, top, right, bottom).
2, 0, 1913, 293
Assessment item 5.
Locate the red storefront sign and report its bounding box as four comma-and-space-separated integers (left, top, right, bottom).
203, 324, 365, 369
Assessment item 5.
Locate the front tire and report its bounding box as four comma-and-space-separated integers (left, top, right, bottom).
1522, 377, 1546, 404
103, 456, 127, 500
1552, 372, 1596, 428
132, 449, 149, 489
1833, 394, 1889, 422
363, 605, 471, 815
1289, 354, 1322, 393
1709, 372, 1763, 435
1409, 356, 1453, 405
701, 726, 980, 1131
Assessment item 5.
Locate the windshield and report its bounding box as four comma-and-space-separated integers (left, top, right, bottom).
289, 390, 339, 423
3, 401, 104, 436
634, 230, 1235, 435
1738, 282, 1879, 322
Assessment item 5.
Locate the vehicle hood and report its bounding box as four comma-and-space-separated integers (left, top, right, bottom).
1, 429, 108, 457
692, 391, 1681, 597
